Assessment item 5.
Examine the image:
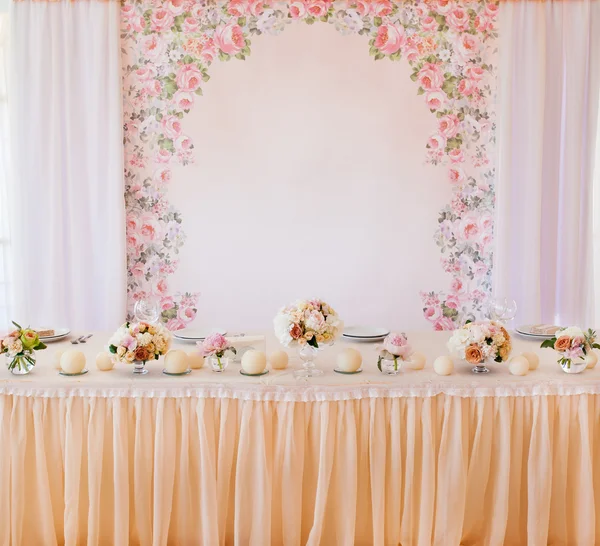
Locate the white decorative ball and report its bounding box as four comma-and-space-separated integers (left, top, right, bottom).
60, 350, 86, 374
336, 348, 362, 372
188, 351, 205, 369
241, 350, 267, 374
165, 350, 189, 374
269, 350, 289, 370
53, 349, 65, 370
96, 352, 114, 371
405, 351, 426, 370
509, 355, 530, 376
521, 351, 540, 370
585, 350, 598, 369
433, 356, 453, 376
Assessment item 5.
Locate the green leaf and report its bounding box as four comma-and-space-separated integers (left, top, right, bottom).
202, 73, 211, 82
540, 339, 556, 349
410, 73, 418, 82
237, 16, 247, 26
389, 51, 402, 61
377, 356, 382, 372
194, 88, 203, 96
235, 53, 246, 60
369, 45, 378, 57
218, 51, 231, 62
374, 53, 385, 61
307, 336, 319, 348
12, 321, 22, 330
34, 342, 47, 351
163, 80, 177, 99
182, 55, 194, 65
373, 16, 382, 26
417, 87, 425, 96
465, 319, 473, 325
305, 16, 315, 25
109, 345, 117, 354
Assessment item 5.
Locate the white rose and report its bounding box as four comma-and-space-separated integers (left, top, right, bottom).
559, 326, 584, 339
274, 313, 293, 347
306, 311, 326, 333
138, 332, 153, 346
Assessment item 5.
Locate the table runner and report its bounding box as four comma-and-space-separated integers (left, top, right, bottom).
1, 332, 599, 545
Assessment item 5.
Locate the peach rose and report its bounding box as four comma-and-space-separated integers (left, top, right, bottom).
554, 336, 571, 352
176, 64, 203, 92
213, 23, 245, 55
374, 24, 406, 55
418, 62, 444, 91
290, 323, 303, 340
465, 344, 483, 364
135, 346, 151, 362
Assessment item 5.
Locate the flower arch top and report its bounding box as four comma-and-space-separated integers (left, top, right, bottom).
121, 0, 498, 330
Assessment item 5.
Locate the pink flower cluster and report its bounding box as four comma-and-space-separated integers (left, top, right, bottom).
198, 333, 233, 358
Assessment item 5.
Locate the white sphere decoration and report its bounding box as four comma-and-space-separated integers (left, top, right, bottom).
269, 350, 289, 370
165, 350, 190, 374
53, 349, 65, 370
241, 350, 267, 374
336, 348, 362, 372
60, 350, 86, 374
521, 351, 540, 370
96, 352, 114, 371
433, 356, 454, 376
188, 351, 205, 369
509, 355, 530, 376
405, 351, 426, 370
585, 350, 598, 369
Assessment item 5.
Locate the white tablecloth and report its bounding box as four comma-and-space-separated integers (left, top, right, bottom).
1, 331, 599, 545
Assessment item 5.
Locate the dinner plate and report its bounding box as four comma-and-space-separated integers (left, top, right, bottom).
173, 328, 227, 341
38, 328, 71, 342
343, 326, 390, 339
515, 324, 561, 339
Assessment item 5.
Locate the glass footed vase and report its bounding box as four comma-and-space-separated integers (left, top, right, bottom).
471, 359, 491, 374
6, 350, 36, 375
294, 343, 324, 378
133, 360, 148, 375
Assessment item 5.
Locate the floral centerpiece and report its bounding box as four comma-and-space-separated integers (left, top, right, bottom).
447, 320, 512, 373
273, 299, 343, 377
377, 333, 413, 375
540, 327, 600, 374
0, 322, 46, 375
197, 333, 236, 372
109, 321, 171, 375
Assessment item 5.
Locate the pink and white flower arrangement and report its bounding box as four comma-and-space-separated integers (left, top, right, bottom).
447, 320, 512, 365
197, 333, 236, 370
377, 333, 413, 372
540, 327, 600, 370
109, 321, 172, 363
0, 322, 47, 372
273, 299, 343, 349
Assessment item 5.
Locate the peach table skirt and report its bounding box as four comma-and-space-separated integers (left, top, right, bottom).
1, 332, 600, 545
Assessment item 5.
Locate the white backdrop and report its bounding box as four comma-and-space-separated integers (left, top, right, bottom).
167, 24, 450, 331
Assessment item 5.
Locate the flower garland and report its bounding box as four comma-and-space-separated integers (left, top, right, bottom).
121, 0, 498, 329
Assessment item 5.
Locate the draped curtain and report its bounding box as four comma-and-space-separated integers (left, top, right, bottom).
8, 0, 126, 331
0, 13, 10, 330
495, 0, 600, 328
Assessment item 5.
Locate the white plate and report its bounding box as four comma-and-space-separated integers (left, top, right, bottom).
38, 328, 71, 342
343, 326, 390, 339
173, 328, 227, 341
515, 324, 561, 339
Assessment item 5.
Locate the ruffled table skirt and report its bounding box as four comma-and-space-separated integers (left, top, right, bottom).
1, 392, 599, 545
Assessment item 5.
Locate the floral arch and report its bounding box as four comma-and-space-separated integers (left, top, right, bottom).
121, 0, 498, 330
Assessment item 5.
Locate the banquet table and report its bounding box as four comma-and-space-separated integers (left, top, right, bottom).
1, 331, 600, 546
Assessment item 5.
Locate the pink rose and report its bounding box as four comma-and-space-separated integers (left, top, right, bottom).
166, 318, 186, 331
177, 306, 196, 322
173, 90, 194, 110
289, 1, 307, 18
424, 306, 442, 322
372, 0, 393, 16
141, 35, 165, 59
199, 333, 230, 357
228, 0, 246, 16
448, 148, 464, 163
182, 17, 200, 33
161, 296, 175, 310
435, 0, 454, 15
131, 16, 146, 32
445, 295, 460, 309
446, 7, 469, 31
155, 148, 172, 163
176, 64, 203, 92
167, 0, 186, 15
434, 317, 456, 331
121, 4, 136, 18
421, 16, 438, 32
473, 262, 487, 277
564, 346, 585, 361
374, 24, 406, 55
418, 63, 444, 91
438, 114, 460, 138
428, 133, 447, 150
135, 67, 156, 82
451, 277, 465, 293
383, 333, 412, 360
459, 214, 480, 241
425, 91, 445, 110
131, 263, 145, 278
154, 278, 168, 296
175, 135, 193, 150
457, 78, 477, 96
355, 0, 370, 16
153, 167, 171, 185
162, 115, 182, 139
486, 2, 499, 18
449, 166, 466, 184
403, 44, 420, 63
475, 14, 493, 32
464, 63, 485, 81
201, 42, 217, 64
456, 34, 480, 60
150, 8, 174, 32
248, 0, 265, 17
213, 23, 245, 55
144, 80, 162, 97
140, 213, 161, 241
190, 5, 204, 18
307, 1, 328, 18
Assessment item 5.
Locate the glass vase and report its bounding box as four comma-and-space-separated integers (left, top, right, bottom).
209, 355, 229, 372
379, 357, 401, 375
471, 360, 490, 374
560, 359, 587, 374
294, 344, 324, 378
6, 350, 35, 375
133, 360, 148, 375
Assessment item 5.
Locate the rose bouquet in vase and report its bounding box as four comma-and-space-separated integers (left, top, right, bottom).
447, 320, 512, 373
540, 327, 600, 374
198, 333, 236, 372
1, 322, 47, 375
109, 321, 172, 374
273, 299, 343, 377
377, 333, 413, 375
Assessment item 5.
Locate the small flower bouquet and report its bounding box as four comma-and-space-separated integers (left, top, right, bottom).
377, 333, 413, 375
273, 299, 343, 349
109, 321, 171, 374
540, 327, 600, 373
198, 333, 236, 372
0, 322, 47, 375
447, 320, 512, 373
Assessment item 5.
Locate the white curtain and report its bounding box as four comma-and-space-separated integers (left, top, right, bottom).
9, 0, 126, 330
495, 0, 600, 327
0, 13, 10, 331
